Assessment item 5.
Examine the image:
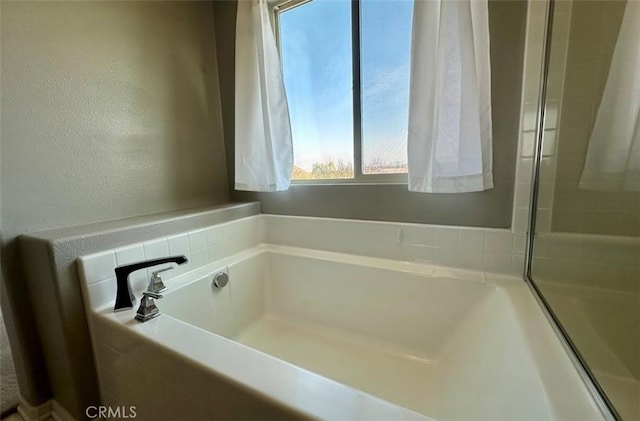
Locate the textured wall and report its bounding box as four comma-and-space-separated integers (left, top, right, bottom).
214, 0, 527, 228
1, 1, 227, 233
0, 0, 228, 414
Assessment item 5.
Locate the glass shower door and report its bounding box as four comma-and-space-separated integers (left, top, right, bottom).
528, 0, 640, 419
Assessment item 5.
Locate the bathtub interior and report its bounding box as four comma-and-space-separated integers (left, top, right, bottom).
159, 250, 560, 420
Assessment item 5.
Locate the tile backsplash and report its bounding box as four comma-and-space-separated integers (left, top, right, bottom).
263, 215, 523, 276
79, 214, 529, 311
79, 216, 264, 310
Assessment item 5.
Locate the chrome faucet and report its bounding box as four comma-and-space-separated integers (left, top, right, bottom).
113, 256, 187, 312
134, 269, 173, 322
135, 290, 163, 322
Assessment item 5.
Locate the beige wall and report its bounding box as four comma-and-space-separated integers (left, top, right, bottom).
551, 0, 640, 236
0, 0, 228, 412
215, 0, 528, 229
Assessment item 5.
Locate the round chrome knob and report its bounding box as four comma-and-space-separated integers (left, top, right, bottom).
212, 272, 229, 289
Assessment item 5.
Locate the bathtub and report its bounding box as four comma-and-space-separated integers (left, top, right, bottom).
88, 245, 603, 420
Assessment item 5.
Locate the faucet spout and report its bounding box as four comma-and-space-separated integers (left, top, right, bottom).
113, 255, 187, 312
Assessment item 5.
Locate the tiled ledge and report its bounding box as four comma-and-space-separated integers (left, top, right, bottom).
264, 215, 525, 276
22, 202, 260, 243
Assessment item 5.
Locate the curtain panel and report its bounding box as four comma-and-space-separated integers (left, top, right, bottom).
407, 0, 494, 193
235, 0, 294, 192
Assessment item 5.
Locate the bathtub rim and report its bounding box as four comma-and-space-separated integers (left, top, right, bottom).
89, 243, 507, 316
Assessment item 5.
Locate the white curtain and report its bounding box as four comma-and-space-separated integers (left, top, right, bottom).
407, 0, 493, 193
235, 0, 293, 192
579, 1, 640, 192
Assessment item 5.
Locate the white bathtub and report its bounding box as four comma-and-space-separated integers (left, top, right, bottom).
90, 245, 603, 420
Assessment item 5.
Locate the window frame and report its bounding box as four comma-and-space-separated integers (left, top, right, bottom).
271, 0, 409, 185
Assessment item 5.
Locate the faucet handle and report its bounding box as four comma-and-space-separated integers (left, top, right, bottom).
142, 291, 163, 300
148, 267, 173, 293
135, 291, 163, 322
151, 267, 173, 277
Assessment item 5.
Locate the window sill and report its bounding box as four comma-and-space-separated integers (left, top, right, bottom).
291, 176, 408, 186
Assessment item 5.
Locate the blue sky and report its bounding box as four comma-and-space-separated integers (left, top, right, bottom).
280, 0, 413, 172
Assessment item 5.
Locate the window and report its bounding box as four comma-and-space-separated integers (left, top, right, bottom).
274, 0, 414, 182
